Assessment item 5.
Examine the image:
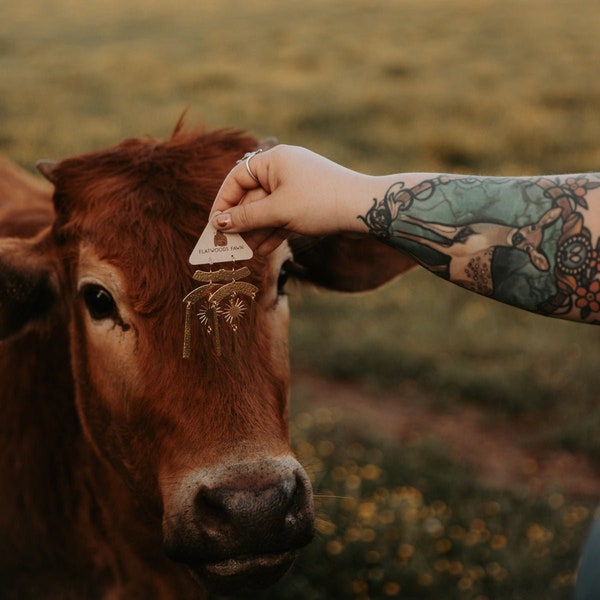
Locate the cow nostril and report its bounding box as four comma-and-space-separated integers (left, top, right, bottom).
195, 486, 236, 529
283, 472, 309, 528
283, 470, 315, 546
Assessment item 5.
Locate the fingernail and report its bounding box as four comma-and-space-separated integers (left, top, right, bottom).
214, 213, 231, 229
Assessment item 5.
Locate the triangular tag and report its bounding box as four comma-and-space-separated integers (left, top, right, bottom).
189, 218, 253, 265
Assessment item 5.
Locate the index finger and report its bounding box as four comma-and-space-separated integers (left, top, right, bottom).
211, 155, 263, 216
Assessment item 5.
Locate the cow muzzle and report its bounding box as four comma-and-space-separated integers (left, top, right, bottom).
162, 455, 314, 593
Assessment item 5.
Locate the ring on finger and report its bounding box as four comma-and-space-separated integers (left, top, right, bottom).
236, 149, 262, 182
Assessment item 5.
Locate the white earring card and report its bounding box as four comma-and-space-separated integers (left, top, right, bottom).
189, 219, 253, 265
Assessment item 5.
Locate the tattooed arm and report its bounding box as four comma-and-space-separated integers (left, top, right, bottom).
211, 145, 600, 323
359, 173, 600, 322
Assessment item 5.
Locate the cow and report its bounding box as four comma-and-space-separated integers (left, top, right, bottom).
0, 124, 415, 598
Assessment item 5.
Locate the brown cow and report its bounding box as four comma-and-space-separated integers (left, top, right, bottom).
0, 125, 415, 598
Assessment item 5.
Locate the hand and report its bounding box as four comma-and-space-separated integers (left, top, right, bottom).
211, 145, 371, 255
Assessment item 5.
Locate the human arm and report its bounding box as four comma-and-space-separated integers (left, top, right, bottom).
211, 145, 600, 323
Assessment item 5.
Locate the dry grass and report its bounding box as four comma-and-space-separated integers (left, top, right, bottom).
3, 0, 600, 175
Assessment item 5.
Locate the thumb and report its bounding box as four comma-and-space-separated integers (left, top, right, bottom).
213, 197, 285, 234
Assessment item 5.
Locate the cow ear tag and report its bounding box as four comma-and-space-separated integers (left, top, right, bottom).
183, 217, 258, 360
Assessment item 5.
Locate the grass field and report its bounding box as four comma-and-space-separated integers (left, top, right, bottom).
3, 0, 600, 597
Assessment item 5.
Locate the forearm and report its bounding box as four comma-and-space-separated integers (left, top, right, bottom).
355, 172, 600, 323
212, 146, 600, 323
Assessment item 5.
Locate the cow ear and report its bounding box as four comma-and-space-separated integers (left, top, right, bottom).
289, 234, 416, 292
0, 234, 59, 341
36, 160, 58, 185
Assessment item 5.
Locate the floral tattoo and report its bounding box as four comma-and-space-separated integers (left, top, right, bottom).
360, 175, 600, 323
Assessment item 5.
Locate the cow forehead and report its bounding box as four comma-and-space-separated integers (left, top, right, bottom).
57, 201, 273, 318
49, 127, 269, 315
72, 237, 277, 317
73, 239, 290, 359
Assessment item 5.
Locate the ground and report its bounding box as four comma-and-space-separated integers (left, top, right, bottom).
294, 370, 600, 499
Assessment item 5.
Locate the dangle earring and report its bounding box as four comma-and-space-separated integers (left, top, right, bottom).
182, 216, 257, 361
182, 260, 220, 358
206, 257, 258, 359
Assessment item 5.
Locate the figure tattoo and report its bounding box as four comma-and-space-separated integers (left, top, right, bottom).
359, 175, 600, 323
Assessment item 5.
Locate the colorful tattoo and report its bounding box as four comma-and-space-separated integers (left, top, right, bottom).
359, 175, 600, 323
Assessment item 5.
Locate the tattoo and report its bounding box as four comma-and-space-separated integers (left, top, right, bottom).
359, 176, 452, 239
360, 175, 600, 322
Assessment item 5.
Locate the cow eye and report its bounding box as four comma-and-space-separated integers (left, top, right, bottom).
277, 260, 305, 296
81, 284, 118, 321
277, 263, 290, 296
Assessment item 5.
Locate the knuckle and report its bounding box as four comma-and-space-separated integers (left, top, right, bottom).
237, 204, 253, 228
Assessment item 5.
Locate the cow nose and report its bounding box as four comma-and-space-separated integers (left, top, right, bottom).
195, 469, 313, 554
161, 456, 315, 589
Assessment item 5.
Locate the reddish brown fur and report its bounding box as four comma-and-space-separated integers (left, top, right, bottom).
0, 129, 301, 598
0, 159, 193, 596
52, 127, 262, 312
0, 126, 414, 598
48, 128, 290, 482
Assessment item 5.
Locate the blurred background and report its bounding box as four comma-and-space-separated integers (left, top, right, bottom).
3, 0, 600, 597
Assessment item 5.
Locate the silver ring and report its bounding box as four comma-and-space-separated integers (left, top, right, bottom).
236, 149, 262, 182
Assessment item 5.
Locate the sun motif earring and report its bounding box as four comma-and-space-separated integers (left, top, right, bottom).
183, 216, 257, 359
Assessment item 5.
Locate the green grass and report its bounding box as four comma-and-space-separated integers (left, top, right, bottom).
3, 0, 600, 597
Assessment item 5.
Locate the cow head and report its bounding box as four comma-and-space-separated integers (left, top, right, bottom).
0, 127, 415, 593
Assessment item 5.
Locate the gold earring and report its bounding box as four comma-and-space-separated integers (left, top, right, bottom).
183, 261, 258, 359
